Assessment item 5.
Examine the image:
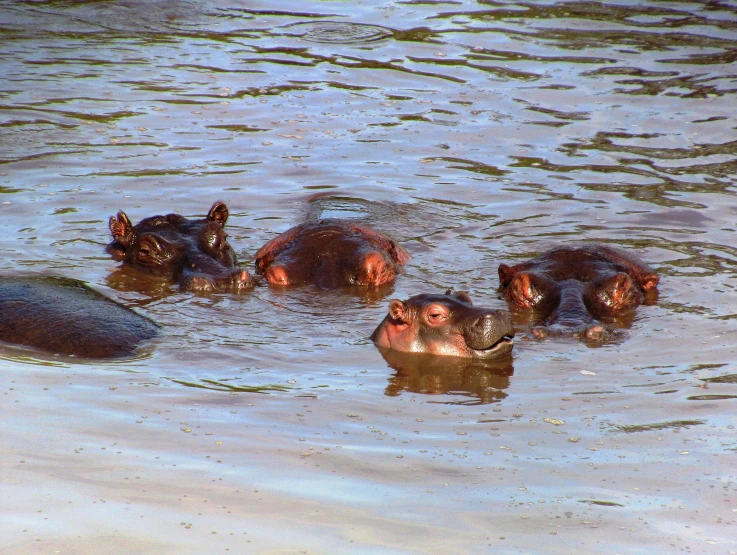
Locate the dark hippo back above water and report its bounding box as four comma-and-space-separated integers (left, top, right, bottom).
108, 201, 253, 292
0, 276, 159, 359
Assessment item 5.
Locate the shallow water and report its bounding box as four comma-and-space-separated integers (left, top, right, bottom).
2, 1, 737, 553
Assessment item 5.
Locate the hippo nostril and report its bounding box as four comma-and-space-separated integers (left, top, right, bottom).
581, 323, 606, 342
473, 312, 504, 331
475, 313, 493, 325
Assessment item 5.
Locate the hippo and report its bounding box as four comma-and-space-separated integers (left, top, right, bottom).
371, 290, 514, 360
254, 219, 410, 289
0, 276, 159, 358
380, 347, 513, 404
107, 201, 253, 292
498, 244, 659, 341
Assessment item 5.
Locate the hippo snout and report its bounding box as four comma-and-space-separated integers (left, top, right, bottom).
464, 310, 515, 352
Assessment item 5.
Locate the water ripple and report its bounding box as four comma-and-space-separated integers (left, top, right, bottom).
281, 21, 393, 44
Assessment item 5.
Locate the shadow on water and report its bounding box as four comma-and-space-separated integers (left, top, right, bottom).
167, 377, 293, 394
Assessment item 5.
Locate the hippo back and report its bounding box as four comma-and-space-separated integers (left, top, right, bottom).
0, 276, 159, 359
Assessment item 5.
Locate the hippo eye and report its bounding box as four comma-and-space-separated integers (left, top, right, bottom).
426, 306, 448, 324
136, 237, 168, 264
137, 245, 155, 260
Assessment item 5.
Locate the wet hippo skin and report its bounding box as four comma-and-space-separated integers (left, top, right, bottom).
498, 244, 659, 341
0, 276, 159, 358
107, 201, 253, 292
255, 219, 410, 289
372, 290, 514, 360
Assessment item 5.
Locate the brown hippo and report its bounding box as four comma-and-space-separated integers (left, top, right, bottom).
0, 276, 159, 359
498, 244, 659, 341
371, 290, 514, 360
107, 201, 253, 292
380, 347, 513, 404
254, 219, 410, 289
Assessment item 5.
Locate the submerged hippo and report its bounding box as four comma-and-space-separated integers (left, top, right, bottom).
254, 219, 410, 289
0, 276, 159, 358
498, 244, 659, 341
371, 290, 514, 360
107, 201, 253, 292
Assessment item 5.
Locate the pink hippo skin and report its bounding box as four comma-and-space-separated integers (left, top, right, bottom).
372, 290, 514, 360
255, 219, 410, 289
498, 244, 659, 341
107, 201, 253, 292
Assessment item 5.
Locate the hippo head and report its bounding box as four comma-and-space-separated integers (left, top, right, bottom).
371, 290, 514, 360
107, 201, 252, 292
498, 244, 659, 342
255, 219, 410, 289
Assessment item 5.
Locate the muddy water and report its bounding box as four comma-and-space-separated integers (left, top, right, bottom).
2, 1, 737, 553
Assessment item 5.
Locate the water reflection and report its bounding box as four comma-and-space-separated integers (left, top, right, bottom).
103, 265, 181, 302
614, 420, 705, 433
378, 347, 514, 405
260, 279, 397, 309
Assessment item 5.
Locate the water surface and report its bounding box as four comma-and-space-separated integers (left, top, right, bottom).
2, 1, 736, 553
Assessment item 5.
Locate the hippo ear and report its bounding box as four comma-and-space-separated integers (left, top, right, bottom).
639, 273, 659, 291
498, 264, 516, 287
454, 291, 473, 305
208, 202, 229, 226
444, 288, 453, 295
603, 272, 637, 307
504, 271, 551, 309
388, 241, 411, 266
388, 299, 409, 323
109, 211, 134, 248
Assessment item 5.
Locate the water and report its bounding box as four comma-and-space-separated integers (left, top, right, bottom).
1, 1, 736, 553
